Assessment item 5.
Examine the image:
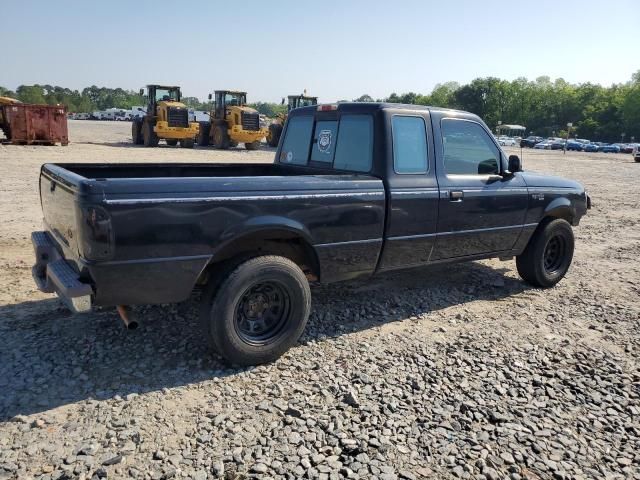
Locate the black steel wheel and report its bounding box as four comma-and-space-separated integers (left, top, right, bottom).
200, 255, 311, 366
234, 281, 291, 346
516, 218, 574, 288
542, 235, 567, 275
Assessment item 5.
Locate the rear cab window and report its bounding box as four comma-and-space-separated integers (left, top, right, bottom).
279, 113, 373, 173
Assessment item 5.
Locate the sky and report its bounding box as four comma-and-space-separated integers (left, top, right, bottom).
2, 0, 638, 103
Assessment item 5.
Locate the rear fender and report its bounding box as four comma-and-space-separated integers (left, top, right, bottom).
208, 216, 319, 278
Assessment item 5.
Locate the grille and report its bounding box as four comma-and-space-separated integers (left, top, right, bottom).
241, 111, 260, 131
167, 107, 188, 128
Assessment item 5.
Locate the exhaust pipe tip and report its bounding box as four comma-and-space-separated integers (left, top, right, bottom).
116, 305, 139, 330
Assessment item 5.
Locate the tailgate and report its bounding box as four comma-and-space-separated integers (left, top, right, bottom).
39, 165, 84, 261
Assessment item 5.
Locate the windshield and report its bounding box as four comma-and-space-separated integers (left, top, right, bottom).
154, 88, 180, 102
290, 97, 316, 109
224, 93, 246, 106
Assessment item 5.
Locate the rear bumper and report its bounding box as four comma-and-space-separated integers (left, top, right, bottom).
31, 231, 93, 313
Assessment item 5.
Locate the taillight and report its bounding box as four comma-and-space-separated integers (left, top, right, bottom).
80, 206, 114, 260
317, 104, 338, 111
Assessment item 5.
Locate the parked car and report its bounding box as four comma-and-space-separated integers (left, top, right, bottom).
550, 140, 566, 150
534, 140, 553, 149
30, 102, 590, 366
584, 143, 599, 152
498, 136, 517, 146
633, 144, 640, 162
600, 144, 621, 153
520, 136, 544, 148
616, 144, 634, 154
566, 141, 584, 151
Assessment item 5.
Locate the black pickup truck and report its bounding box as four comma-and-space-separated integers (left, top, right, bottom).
32, 103, 590, 365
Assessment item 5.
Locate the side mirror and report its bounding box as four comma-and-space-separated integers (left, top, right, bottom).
139, 88, 144, 96
281, 98, 285, 105
508, 155, 522, 173
208, 93, 212, 100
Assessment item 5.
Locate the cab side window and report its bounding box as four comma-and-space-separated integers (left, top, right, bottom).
441, 119, 500, 175
392, 116, 428, 174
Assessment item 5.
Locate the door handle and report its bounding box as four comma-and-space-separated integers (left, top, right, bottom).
450, 190, 464, 202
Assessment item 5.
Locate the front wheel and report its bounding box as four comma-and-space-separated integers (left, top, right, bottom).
180, 138, 194, 148
267, 124, 282, 147
212, 125, 230, 149
516, 218, 575, 288
200, 256, 311, 366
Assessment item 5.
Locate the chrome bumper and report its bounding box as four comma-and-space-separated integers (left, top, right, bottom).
31, 231, 93, 313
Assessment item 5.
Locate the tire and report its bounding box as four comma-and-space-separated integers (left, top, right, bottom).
244, 140, 260, 150
131, 121, 143, 145
267, 124, 283, 147
180, 138, 194, 148
143, 120, 158, 147
213, 125, 230, 149
166, 139, 178, 146
198, 122, 211, 146
200, 256, 311, 366
516, 218, 575, 288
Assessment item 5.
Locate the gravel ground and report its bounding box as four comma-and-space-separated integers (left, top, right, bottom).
0, 121, 638, 480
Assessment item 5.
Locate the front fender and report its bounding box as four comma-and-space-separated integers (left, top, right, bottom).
544, 197, 576, 224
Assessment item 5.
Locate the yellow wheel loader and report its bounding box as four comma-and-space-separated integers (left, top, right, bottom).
266, 94, 317, 147
132, 85, 199, 148
197, 91, 267, 150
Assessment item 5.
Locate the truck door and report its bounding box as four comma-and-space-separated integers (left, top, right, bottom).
378, 111, 440, 271
430, 116, 528, 260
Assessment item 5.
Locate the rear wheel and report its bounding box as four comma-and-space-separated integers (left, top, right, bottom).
166, 139, 178, 146
516, 218, 574, 288
142, 121, 158, 147
199, 256, 311, 366
131, 121, 143, 145
267, 124, 283, 147
180, 138, 194, 148
245, 141, 260, 150
213, 125, 230, 149
197, 122, 211, 146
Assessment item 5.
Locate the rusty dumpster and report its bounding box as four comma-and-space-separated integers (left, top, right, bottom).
1, 104, 69, 146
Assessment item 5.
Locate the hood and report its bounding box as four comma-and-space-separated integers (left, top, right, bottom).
521, 171, 583, 190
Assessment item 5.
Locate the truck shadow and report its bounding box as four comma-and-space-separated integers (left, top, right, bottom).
0, 261, 528, 421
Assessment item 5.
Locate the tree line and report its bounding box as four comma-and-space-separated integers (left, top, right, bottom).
354, 71, 640, 142
0, 85, 288, 118
2, 72, 639, 142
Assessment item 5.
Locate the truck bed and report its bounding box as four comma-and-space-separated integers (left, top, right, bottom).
57, 162, 333, 179
39, 162, 386, 306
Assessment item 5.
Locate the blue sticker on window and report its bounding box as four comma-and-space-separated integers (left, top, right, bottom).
318, 129, 332, 154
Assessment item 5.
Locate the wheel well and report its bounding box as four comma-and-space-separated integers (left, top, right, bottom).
543, 209, 574, 226
198, 231, 320, 285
